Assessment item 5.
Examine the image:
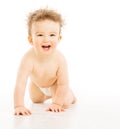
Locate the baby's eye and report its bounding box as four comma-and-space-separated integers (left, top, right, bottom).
50, 34, 56, 36
37, 34, 43, 36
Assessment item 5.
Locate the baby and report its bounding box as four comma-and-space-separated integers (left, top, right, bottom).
14, 7, 76, 115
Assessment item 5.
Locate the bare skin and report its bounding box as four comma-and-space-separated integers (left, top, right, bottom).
14, 20, 76, 115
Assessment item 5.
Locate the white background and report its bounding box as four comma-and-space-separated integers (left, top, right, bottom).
0, 0, 120, 115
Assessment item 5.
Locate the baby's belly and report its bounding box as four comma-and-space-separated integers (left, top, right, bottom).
30, 76, 57, 88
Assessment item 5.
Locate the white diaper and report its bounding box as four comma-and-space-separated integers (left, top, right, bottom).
40, 87, 51, 96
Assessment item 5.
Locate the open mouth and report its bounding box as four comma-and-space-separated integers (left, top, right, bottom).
41, 45, 51, 51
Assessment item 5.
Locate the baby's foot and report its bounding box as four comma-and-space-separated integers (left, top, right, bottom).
72, 97, 77, 104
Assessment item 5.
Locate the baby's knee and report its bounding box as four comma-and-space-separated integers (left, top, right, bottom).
30, 97, 44, 103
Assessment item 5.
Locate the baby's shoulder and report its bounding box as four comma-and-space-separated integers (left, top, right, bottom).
55, 50, 65, 57
55, 50, 67, 63
21, 48, 35, 63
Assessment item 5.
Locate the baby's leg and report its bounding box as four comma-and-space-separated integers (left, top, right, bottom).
29, 82, 51, 103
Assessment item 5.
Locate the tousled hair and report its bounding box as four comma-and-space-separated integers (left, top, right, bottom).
27, 8, 64, 35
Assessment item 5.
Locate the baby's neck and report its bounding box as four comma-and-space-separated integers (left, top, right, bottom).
36, 51, 55, 62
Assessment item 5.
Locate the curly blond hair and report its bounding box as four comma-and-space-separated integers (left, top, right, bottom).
27, 8, 64, 35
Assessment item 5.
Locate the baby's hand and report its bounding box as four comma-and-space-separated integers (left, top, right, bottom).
46, 103, 64, 112
14, 106, 31, 116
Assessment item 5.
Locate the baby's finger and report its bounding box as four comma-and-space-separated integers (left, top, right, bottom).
14, 111, 23, 115
46, 107, 54, 112
46, 107, 51, 111
57, 107, 64, 112
24, 110, 32, 115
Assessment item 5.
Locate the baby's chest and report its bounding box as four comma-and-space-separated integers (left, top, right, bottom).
33, 64, 58, 80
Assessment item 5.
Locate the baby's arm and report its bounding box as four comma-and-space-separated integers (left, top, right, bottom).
46, 55, 70, 112
46, 85, 69, 112
14, 54, 32, 115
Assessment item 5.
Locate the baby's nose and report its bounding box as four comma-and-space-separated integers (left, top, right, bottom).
43, 36, 50, 42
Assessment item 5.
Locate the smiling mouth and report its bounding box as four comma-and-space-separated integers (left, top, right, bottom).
41, 45, 51, 51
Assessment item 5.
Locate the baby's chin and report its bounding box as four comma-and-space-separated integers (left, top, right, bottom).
40, 47, 55, 55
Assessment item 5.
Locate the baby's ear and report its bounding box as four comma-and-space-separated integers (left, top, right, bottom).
28, 35, 33, 45
59, 35, 62, 41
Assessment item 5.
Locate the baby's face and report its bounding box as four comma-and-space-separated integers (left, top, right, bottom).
29, 20, 61, 55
